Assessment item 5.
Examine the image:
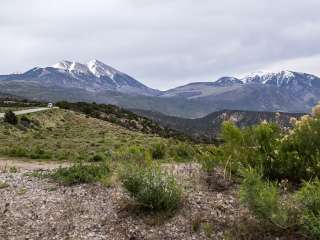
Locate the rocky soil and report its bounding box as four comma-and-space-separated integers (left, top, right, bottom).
0, 162, 246, 240
0, 162, 301, 240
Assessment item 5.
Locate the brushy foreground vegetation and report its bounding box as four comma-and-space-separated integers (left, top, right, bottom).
0, 106, 217, 217
31, 162, 110, 186
50, 162, 110, 186
3, 100, 320, 238
207, 103, 320, 238
4, 110, 18, 125
120, 163, 182, 212
0, 107, 208, 214
210, 104, 320, 183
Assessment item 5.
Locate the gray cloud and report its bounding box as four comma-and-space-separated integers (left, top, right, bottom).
1, 0, 320, 90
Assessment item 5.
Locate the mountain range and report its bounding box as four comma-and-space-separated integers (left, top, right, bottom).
0, 60, 160, 96
0, 60, 319, 118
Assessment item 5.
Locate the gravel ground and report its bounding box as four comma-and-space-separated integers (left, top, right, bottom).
0, 163, 306, 240
0, 163, 245, 240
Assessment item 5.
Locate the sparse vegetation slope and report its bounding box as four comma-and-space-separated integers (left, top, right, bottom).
0, 108, 205, 163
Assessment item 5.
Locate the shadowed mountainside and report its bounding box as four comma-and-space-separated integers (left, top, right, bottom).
134, 109, 305, 141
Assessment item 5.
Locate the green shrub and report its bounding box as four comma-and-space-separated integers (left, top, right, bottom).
7, 147, 29, 157
197, 146, 221, 173
200, 151, 220, 172
4, 110, 18, 125
301, 213, 320, 239
0, 181, 9, 189
150, 142, 166, 160
120, 164, 182, 212
191, 215, 202, 232
89, 153, 105, 162
170, 142, 196, 161
217, 122, 245, 176
220, 121, 281, 178
112, 146, 147, 163
20, 115, 31, 127
202, 223, 214, 238
239, 168, 293, 228
50, 162, 109, 186
278, 114, 320, 182
9, 166, 18, 173
297, 180, 320, 214
219, 110, 320, 182
30, 147, 52, 159
296, 180, 320, 238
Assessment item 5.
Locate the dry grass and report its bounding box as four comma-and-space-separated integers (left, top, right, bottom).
0, 109, 169, 162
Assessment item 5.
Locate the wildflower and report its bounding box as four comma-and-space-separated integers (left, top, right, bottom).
289, 117, 297, 126
312, 103, 320, 118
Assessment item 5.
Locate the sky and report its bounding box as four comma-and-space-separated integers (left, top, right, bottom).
1, 0, 320, 90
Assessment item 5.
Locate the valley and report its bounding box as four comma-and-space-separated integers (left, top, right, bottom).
135, 109, 304, 142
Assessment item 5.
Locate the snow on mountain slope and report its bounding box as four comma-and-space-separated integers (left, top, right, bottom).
52, 59, 119, 79
52, 60, 72, 70
1, 60, 160, 96
241, 70, 316, 87
69, 62, 90, 74
87, 59, 119, 79
162, 70, 320, 99
0, 65, 319, 117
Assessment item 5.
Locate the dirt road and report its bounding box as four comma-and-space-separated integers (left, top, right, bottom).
0, 107, 57, 118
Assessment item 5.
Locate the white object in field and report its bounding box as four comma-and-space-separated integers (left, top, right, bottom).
47, 103, 53, 108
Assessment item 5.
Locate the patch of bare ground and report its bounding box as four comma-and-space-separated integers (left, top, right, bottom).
0, 162, 305, 239
0, 158, 70, 172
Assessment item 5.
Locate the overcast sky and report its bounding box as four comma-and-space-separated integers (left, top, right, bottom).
1, 0, 320, 90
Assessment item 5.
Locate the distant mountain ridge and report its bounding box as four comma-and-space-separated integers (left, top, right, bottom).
0, 61, 319, 118
0, 60, 160, 96
134, 108, 305, 142
161, 70, 320, 98
158, 70, 320, 116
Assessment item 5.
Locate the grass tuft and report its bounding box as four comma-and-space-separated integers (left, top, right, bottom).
120, 163, 182, 212
50, 162, 110, 186
0, 181, 9, 189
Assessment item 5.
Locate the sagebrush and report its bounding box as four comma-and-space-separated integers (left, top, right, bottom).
50, 162, 110, 186
120, 163, 182, 212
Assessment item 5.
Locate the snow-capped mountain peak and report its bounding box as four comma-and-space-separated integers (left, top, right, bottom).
243, 70, 269, 78
33, 59, 160, 96
52, 59, 120, 79
161, 70, 320, 101
52, 60, 72, 70
69, 61, 90, 74
241, 70, 300, 86
52, 60, 90, 74
87, 59, 119, 79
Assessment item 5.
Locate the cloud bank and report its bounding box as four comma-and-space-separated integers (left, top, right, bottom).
1, 0, 320, 89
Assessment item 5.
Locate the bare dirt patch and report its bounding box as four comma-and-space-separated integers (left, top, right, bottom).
0, 158, 70, 172
0, 162, 300, 240
0, 162, 243, 240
